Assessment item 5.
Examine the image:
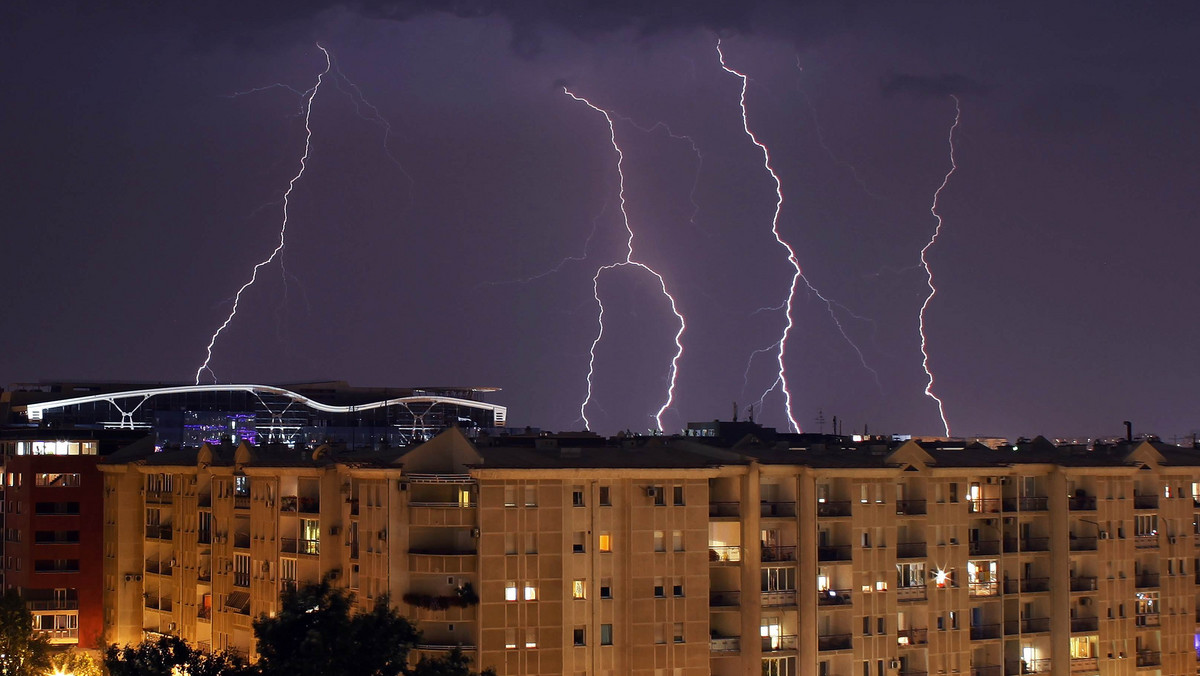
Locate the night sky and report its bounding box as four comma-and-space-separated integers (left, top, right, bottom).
3, 2, 1199, 440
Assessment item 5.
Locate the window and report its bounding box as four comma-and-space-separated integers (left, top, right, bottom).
600, 579, 612, 599
672, 530, 683, 552
280, 558, 296, 583
599, 533, 612, 553
950, 483, 959, 503
524, 628, 537, 648
573, 487, 585, 507
673, 578, 683, 597
525, 533, 537, 554
35, 473, 81, 488
949, 611, 958, 629
572, 579, 586, 599
863, 617, 871, 635
653, 486, 665, 506
505, 581, 518, 601
573, 627, 586, 646
573, 531, 586, 553
654, 577, 664, 597
654, 624, 665, 644
234, 475, 249, 496
877, 617, 885, 634
672, 623, 684, 643
599, 485, 610, 505
233, 553, 250, 587
601, 624, 613, 645
505, 533, 517, 555
300, 518, 320, 555
505, 628, 517, 649
504, 486, 516, 507
673, 485, 684, 506
524, 486, 537, 507
654, 531, 665, 552
524, 583, 537, 600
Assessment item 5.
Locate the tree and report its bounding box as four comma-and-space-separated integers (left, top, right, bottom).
49, 649, 102, 676
253, 580, 418, 676
410, 647, 497, 676
104, 635, 249, 676
0, 590, 50, 676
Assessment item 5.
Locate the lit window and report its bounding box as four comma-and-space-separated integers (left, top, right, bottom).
505, 628, 517, 649
524, 583, 537, 600
525, 628, 537, 648
524, 486, 537, 507
875, 580, 888, 591
572, 580, 586, 600
654, 531, 665, 552
505, 582, 517, 601
599, 533, 612, 552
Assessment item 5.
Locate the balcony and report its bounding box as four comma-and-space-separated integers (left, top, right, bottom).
1134, 534, 1158, 549
762, 635, 797, 652
1135, 612, 1160, 627
1135, 651, 1161, 667
1069, 657, 1098, 673
968, 582, 999, 597
1004, 617, 1049, 634
761, 545, 796, 562
198, 494, 212, 508
1068, 496, 1097, 511
760, 590, 796, 606
1135, 573, 1159, 588
233, 572, 249, 588
970, 624, 1001, 640
709, 591, 739, 608
26, 599, 78, 611
709, 502, 739, 518
1070, 616, 1098, 632
1002, 496, 1048, 512
1068, 536, 1097, 552
896, 628, 928, 646
1133, 494, 1159, 510
969, 539, 1000, 556
708, 546, 741, 563
144, 524, 173, 541
233, 532, 250, 549
816, 501, 851, 518
1015, 658, 1052, 674
972, 667, 1002, 676
709, 637, 740, 654
897, 585, 927, 602
145, 490, 173, 505
415, 642, 478, 652
817, 633, 852, 652
969, 499, 1002, 514
760, 501, 796, 518
281, 537, 320, 556
1005, 537, 1049, 553
233, 495, 250, 510
1070, 576, 1097, 592
816, 589, 852, 606
817, 545, 852, 562
897, 542, 927, 559
896, 499, 927, 516
1017, 578, 1049, 593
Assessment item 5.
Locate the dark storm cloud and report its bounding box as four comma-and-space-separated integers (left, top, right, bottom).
880, 72, 989, 100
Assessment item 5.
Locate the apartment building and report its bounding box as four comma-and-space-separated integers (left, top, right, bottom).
98, 423, 1200, 676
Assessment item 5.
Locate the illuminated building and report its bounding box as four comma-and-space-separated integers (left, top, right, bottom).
95, 421, 1200, 675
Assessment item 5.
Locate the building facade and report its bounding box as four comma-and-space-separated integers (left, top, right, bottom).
96, 424, 1200, 675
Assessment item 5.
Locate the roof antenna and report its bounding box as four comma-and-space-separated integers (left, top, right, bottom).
747, 403, 755, 424
1123, 420, 1132, 443
732, 401, 738, 423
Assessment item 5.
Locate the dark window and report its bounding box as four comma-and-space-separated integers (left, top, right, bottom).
600, 583, 612, 599
573, 628, 585, 646
673, 485, 684, 506
600, 624, 613, 645
599, 486, 610, 506
653, 486, 665, 506
572, 489, 584, 507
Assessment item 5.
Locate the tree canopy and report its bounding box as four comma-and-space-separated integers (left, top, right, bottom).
104, 635, 249, 676
0, 590, 50, 676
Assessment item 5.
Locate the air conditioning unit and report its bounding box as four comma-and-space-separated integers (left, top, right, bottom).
169, 559, 177, 568
168, 622, 176, 631
377, 529, 387, 541
1169, 536, 1177, 544
890, 661, 901, 670
1004, 517, 1016, 525
398, 480, 408, 491
261, 562, 270, 573
124, 574, 134, 582
1081, 597, 1091, 605
1000, 477, 1011, 485
226, 562, 233, 572
984, 519, 995, 526
645, 486, 657, 498
986, 477, 996, 484
471, 527, 481, 538
949, 538, 958, 545
328, 568, 341, 580
1099, 531, 1109, 539
329, 526, 341, 536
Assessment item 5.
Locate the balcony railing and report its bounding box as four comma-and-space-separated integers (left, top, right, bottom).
968, 499, 1002, 514
708, 546, 741, 563
1005, 577, 1049, 593
897, 585, 927, 602
709, 591, 739, 608
1134, 534, 1158, 549
969, 539, 1000, 556
817, 589, 852, 606
761, 545, 796, 562
1004, 537, 1049, 553
233, 572, 250, 588
708, 502, 740, 518
762, 635, 797, 652
1002, 496, 1048, 512
233, 495, 250, 510
281, 537, 320, 556
817, 633, 852, 651
1068, 496, 1097, 511
1070, 576, 1097, 592
1135, 573, 1159, 588
1069, 657, 1097, 672
895, 499, 926, 516
817, 545, 852, 562
1135, 651, 1161, 667
897, 542, 927, 558
1017, 658, 1052, 674
760, 590, 796, 606
1070, 616, 1098, 632
896, 627, 928, 645
233, 532, 250, 549
1004, 617, 1049, 634
971, 667, 1002, 676
144, 524, 173, 540
1133, 494, 1159, 510
1134, 612, 1160, 627
709, 637, 740, 654
816, 501, 851, 518
970, 624, 1001, 640
760, 501, 796, 518
1068, 536, 1097, 551
968, 582, 999, 597
26, 599, 78, 611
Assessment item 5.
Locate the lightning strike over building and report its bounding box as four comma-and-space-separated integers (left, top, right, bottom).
564, 88, 687, 433
194, 45, 332, 384
919, 95, 961, 436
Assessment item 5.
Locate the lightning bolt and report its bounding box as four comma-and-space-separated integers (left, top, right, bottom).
194, 44, 331, 384
720, 42, 883, 432
919, 94, 961, 436
564, 88, 687, 433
